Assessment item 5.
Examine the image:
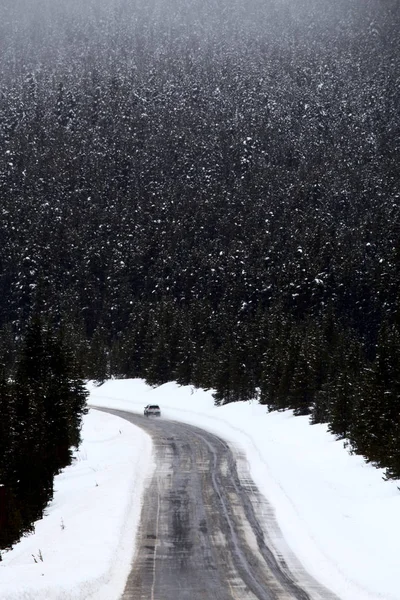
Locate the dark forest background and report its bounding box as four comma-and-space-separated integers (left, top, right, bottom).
0, 0, 399, 549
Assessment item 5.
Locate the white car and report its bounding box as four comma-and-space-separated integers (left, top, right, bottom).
144, 404, 161, 417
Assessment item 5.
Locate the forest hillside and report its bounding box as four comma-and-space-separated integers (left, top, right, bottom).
0, 0, 399, 547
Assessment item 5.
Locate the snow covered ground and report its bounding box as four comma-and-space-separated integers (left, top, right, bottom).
0, 402, 154, 600
1, 378, 399, 600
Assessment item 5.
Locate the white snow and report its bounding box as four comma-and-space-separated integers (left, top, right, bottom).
1, 378, 399, 600
0, 406, 154, 600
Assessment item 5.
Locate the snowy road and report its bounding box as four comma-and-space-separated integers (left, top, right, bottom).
99, 408, 339, 600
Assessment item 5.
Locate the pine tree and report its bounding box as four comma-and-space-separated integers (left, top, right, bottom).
327, 333, 364, 440
13, 316, 53, 527
45, 331, 88, 472
350, 322, 400, 476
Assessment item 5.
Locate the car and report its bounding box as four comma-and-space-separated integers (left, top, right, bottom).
144, 404, 161, 417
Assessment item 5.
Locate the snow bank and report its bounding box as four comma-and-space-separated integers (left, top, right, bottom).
1, 377, 398, 600
89, 379, 400, 600
0, 408, 154, 600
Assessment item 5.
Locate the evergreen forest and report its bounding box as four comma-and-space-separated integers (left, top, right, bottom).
0, 0, 399, 549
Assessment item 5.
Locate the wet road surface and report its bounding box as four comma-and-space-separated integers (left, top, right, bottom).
96, 408, 339, 600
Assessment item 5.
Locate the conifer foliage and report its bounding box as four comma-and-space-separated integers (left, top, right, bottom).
0, 318, 87, 550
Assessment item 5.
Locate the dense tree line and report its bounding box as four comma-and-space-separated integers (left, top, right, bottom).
0, 0, 399, 547
0, 316, 87, 551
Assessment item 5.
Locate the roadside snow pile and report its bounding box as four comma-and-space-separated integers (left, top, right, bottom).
1, 378, 398, 600
0, 408, 153, 600
89, 379, 400, 600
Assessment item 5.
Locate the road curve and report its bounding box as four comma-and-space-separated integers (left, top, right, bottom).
96, 408, 339, 600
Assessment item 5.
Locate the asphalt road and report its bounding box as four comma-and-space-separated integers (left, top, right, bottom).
96, 408, 340, 600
